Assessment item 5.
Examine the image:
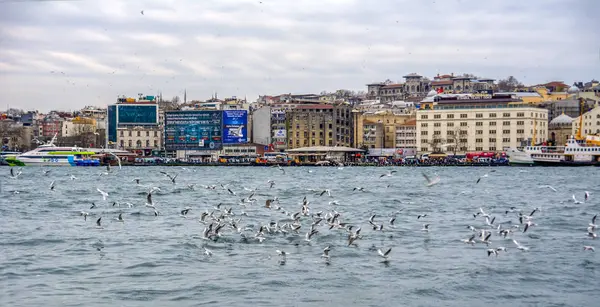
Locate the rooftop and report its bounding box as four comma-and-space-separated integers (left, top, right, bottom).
382, 83, 405, 89
403, 73, 422, 78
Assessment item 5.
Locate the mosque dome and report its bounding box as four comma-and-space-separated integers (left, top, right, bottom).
549, 113, 573, 126
427, 89, 438, 97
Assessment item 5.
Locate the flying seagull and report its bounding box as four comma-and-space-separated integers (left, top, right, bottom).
97, 188, 109, 200
422, 172, 440, 187
377, 247, 392, 260
160, 171, 177, 184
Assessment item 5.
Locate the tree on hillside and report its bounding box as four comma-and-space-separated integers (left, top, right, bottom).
497, 76, 523, 92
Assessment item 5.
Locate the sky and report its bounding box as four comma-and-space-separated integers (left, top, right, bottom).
0, 0, 599, 112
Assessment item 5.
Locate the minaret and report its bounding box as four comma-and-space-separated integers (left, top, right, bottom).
184, 89, 187, 103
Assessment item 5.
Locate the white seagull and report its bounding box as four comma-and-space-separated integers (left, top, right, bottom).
584, 191, 590, 202
572, 194, 582, 204
377, 247, 392, 260
538, 185, 557, 192
422, 172, 440, 187
583, 246, 595, 252
513, 239, 529, 251
97, 188, 109, 200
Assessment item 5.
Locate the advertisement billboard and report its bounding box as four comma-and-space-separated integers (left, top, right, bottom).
117, 104, 158, 125
222, 110, 248, 144
164, 111, 222, 150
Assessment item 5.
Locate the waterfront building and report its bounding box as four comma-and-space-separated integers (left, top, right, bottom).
548, 113, 574, 146
416, 92, 549, 154
395, 119, 417, 155
365, 82, 406, 102
352, 110, 414, 149
286, 103, 353, 149
572, 105, 600, 137
107, 94, 162, 155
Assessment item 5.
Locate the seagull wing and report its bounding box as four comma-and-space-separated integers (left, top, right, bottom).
384, 247, 392, 257
593, 215, 597, 225
421, 172, 431, 184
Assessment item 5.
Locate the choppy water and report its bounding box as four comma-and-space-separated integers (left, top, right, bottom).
1, 166, 599, 307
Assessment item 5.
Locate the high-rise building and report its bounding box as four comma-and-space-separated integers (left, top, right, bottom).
106, 95, 161, 155
286, 104, 353, 148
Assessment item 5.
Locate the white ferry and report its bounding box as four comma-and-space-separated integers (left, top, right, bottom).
508, 135, 600, 166
5, 134, 100, 167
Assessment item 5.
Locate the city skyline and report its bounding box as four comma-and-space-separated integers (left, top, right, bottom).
1, 0, 599, 112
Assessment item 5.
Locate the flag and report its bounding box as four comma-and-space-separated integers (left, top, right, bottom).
437, 87, 444, 94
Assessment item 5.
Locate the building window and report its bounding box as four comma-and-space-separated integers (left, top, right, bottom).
119, 131, 124, 137
447, 122, 454, 127
460, 130, 467, 135
146, 131, 150, 137
490, 122, 496, 126
489, 138, 496, 143
476, 130, 483, 135
421, 115, 428, 119
421, 147, 428, 151
120, 140, 124, 148
476, 113, 483, 118
460, 122, 467, 127
421, 131, 428, 135
503, 113, 510, 117
460, 114, 467, 118
460, 138, 467, 143
489, 113, 497, 118
146, 140, 150, 147
128, 131, 132, 137
434, 114, 441, 119
154, 140, 158, 147
447, 114, 454, 119
476, 147, 483, 151
489, 147, 496, 151
503, 129, 510, 134
517, 121, 524, 125
447, 131, 455, 135
421, 139, 428, 144
517, 112, 524, 117
137, 131, 141, 137
154, 131, 158, 137
476, 122, 483, 126
489, 130, 496, 134
476, 138, 483, 143
421, 123, 428, 127
136, 140, 142, 148
434, 131, 441, 135
517, 129, 524, 134
503, 121, 510, 126
128, 140, 132, 147
434, 123, 441, 127
502, 138, 510, 142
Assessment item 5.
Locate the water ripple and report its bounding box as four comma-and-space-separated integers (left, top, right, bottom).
1, 166, 600, 306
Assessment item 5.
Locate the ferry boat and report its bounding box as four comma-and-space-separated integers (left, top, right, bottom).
4, 134, 100, 167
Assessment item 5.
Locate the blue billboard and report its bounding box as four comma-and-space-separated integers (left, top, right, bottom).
222, 110, 248, 144
164, 111, 222, 150
117, 104, 158, 125
107, 105, 117, 143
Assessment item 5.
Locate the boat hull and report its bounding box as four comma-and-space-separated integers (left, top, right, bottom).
506, 149, 534, 165
6, 156, 100, 167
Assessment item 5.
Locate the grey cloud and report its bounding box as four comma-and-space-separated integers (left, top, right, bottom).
0, 0, 597, 111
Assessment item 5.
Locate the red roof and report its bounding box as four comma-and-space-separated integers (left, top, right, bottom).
537, 81, 568, 88
431, 80, 453, 86
399, 119, 417, 126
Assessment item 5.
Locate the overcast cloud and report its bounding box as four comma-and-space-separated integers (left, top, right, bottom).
0, 0, 598, 111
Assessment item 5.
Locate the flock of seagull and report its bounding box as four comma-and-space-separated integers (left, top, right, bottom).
6, 165, 597, 265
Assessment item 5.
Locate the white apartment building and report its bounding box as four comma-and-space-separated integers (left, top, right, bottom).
572, 105, 600, 136
395, 119, 417, 154
117, 126, 162, 150
416, 96, 548, 154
